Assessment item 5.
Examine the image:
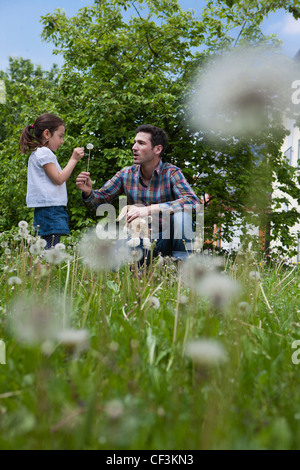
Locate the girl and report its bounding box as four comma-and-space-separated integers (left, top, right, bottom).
19, 113, 84, 248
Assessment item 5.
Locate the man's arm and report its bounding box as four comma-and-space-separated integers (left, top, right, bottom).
166, 168, 200, 212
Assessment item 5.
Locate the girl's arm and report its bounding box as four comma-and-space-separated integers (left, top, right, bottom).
44, 147, 84, 186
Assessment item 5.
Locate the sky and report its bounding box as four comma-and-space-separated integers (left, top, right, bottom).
1, 0, 300, 72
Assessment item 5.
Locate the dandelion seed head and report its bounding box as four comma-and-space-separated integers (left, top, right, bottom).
7, 276, 22, 286
86, 143, 94, 150
36, 238, 47, 250
142, 237, 151, 250
57, 329, 89, 354
18, 220, 28, 229
189, 47, 296, 138
249, 270, 261, 281
18, 228, 29, 238
79, 229, 128, 271
9, 293, 65, 345
45, 248, 66, 265
148, 296, 160, 310
181, 255, 240, 310
128, 247, 143, 263
104, 399, 124, 420
237, 301, 251, 315
29, 244, 42, 255
54, 243, 66, 251
127, 237, 141, 248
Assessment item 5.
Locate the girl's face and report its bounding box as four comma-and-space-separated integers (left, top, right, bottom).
45, 125, 65, 152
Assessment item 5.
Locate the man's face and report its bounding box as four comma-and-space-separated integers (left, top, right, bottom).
132, 132, 160, 165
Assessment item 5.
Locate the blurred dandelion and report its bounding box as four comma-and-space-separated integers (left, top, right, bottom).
181, 255, 240, 310
127, 237, 141, 248
249, 271, 261, 281
45, 248, 66, 265
7, 276, 22, 286
142, 237, 151, 250
237, 301, 251, 315
57, 328, 89, 355
54, 243, 66, 251
9, 293, 67, 345
148, 296, 160, 310
128, 247, 144, 263
104, 399, 124, 420
189, 46, 297, 138
184, 339, 228, 366
79, 228, 130, 271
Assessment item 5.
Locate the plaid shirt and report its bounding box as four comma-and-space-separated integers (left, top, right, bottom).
82, 160, 199, 213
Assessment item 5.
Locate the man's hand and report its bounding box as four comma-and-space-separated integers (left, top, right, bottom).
126, 205, 149, 223
76, 171, 92, 197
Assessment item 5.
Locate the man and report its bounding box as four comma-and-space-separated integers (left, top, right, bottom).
76, 124, 200, 260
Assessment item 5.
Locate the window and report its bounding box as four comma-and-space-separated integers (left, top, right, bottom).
284, 146, 293, 166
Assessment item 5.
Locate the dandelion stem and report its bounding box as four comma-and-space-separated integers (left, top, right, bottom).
259, 282, 281, 327
87, 149, 91, 172
173, 276, 181, 343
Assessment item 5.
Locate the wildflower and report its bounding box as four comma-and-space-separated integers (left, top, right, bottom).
36, 238, 47, 250
7, 276, 22, 286
237, 301, 251, 315
9, 293, 65, 345
185, 339, 228, 366
249, 271, 261, 281
127, 237, 141, 248
79, 228, 129, 271
148, 296, 160, 310
54, 243, 66, 251
189, 47, 295, 137
29, 244, 42, 255
86, 143, 94, 150
104, 399, 124, 420
142, 237, 152, 250
18, 228, 29, 238
180, 255, 239, 310
18, 221, 28, 229
128, 247, 143, 263
45, 248, 66, 265
57, 329, 89, 354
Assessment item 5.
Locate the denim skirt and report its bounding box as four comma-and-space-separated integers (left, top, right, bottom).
34, 206, 70, 236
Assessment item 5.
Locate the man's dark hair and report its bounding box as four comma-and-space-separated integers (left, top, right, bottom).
135, 124, 168, 157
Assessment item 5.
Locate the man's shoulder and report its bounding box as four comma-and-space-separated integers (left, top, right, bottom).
160, 161, 182, 173
118, 164, 139, 176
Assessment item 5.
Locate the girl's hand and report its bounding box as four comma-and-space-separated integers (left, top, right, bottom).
76, 171, 92, 197
72, 147, 85, 161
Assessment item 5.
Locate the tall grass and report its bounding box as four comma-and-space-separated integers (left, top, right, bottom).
0, 225, 299, 450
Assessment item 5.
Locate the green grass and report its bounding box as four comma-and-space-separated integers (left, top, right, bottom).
0, 225, 299, 450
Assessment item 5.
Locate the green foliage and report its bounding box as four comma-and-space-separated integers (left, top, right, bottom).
0, 229, 299, 449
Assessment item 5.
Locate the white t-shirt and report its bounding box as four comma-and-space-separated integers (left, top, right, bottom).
26, 147, 68, 208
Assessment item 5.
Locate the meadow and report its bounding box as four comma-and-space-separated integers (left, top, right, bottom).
0, 221, 299, 450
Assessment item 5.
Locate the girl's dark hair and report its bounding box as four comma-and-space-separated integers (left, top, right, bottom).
135, 124, 168, 157
19, 113, 65, 153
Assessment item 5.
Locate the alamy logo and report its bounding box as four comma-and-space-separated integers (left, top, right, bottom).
291, 340, 300, 365
291, 80, 300, 105
0, 340, 6, 365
